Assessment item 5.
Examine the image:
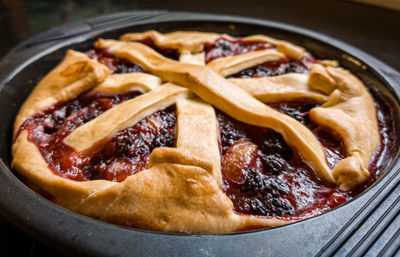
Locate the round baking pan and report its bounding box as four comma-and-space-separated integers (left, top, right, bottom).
0, 11, 399, 257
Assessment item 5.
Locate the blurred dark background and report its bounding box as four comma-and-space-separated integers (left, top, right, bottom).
0, 0, 399, 69
0, 0, 399, 256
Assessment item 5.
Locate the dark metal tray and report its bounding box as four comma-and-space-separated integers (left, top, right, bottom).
0, 11, 399, 257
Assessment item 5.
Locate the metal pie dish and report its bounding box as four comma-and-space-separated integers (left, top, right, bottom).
0, 11, 399, 257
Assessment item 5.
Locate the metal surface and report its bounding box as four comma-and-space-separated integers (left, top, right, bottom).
0, 11, 399, 257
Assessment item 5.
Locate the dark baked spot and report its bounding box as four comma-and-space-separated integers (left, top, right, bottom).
227, 57, 314, 78
86, 48, 145, 74
205, 37, 275, 63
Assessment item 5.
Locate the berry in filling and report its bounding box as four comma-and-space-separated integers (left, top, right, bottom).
227, 56, 315, 78
20, 88, 176, 182
137, 38, 180, 60
81, 106, 176, 182
19, 91, 141, 181
205, 37, 275, 63
86, 48, 145, 74
205, 37, 315, 77
217, 108, 346, 218
267, 101, 345, 169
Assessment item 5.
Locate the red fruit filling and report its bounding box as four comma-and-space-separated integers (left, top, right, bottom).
137, 38, 180, 60
18, 49, 178, 182
19, 91, 137, 181
205, 37, 316, 77
86, 48, 145, 74
267, 101, 346, 169
205, 37, 276, 63
81, 105, 177, 182
227, 57, 315, 78
217, 105, 341, 218
19, 91, 176, 182
218, 95, 394, 218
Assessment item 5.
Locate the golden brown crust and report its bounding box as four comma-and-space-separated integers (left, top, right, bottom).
12, 130, 115, 209
11, 30, 380, 233
73, 147, 292, 233
241, 35, 308, 60
176, 97, 221, 184
207, 49, 284, 77
229, 73, 328, 103
121, 30, 308, 60
88, 72, 161, 95
121, 30, 222, 53
308, 64, 379, 190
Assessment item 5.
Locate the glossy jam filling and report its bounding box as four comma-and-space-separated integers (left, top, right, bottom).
218, 103, 346, 218
20, 87, 176, 181
205, 37, 276, 63
86, 48, 145, 74
204, 37, 315, 77
219, 96, 393, 218
20, 91, 139, 181
20, 49, 174, 181
228, 57, 314, 78
138, 38, 180, 60
81, 106, 176, 182
268, 102, 346, 169
22, 91, 393, 218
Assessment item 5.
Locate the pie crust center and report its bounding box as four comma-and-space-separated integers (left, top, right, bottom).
11, 30, 392, 233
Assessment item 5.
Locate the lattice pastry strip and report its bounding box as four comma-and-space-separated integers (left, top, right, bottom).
64, 83, 190, 151
176, 98, 221, 184
207, 47, 378, 190
229, 73, 328, 102
95, 39, 335, 184
113, 32, 379, 190
207, 49, 285, 76
88, 72, 161, 95
121, 30, 307, 60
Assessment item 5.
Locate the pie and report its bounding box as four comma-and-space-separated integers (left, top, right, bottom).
11, 30, 392, 233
